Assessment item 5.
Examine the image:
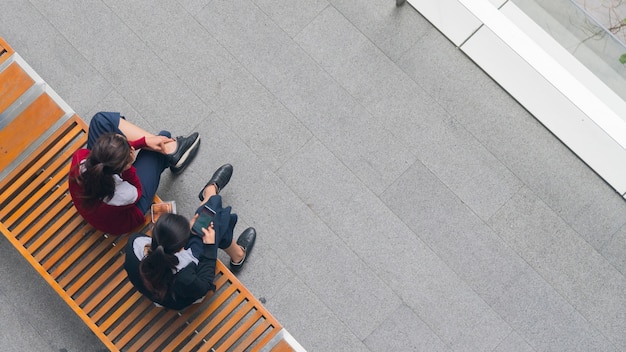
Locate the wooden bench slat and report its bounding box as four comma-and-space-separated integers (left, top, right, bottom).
125, 309, 182, 351
66, 251, 125, 297
106, 298, 153, 341
43, 231, 102, 274
0, 115, 86, 204
0, 37, 15, 64
100, 291, 144, 331
57, 234, 119, 287
91, 279, 136, 322
218, 304, 263, 351
234, 319, 276, 352
80, 270, 128, 311
14, 185, 73, 244
2, 127, 84, 220
202, 300, 257, 350
0, 61, 34, 112
30, 213, 83, 257
178, 287, 248, 352
113, 302, 163, 349
0, 92, 64, 171
156, 281, 240, 351
70, 253, 126, 298
1, 123, 83, 222
61, 243, 121, 292
114, 300, 170, 348
35, 220, 93, 263
270, 338, 298, 352
0, 223, 118, 352
9, 176, 70, 237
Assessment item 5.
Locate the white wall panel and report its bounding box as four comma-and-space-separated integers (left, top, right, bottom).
406, 0, 482, 46
462, 26, 626, 194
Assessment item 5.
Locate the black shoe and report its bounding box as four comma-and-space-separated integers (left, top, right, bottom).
198, 164, 233, 201
230, 227, 256, 273
169, 132, 201, 174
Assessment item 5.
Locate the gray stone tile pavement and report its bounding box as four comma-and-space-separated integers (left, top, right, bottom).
1, 0, 625, 351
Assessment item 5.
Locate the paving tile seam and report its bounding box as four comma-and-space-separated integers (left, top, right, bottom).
487, 186, 625, 350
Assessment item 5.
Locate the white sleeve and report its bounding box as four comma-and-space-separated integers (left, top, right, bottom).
103, 174, 139, 206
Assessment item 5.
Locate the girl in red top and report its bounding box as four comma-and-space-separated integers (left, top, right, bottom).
68, 112, 200, 235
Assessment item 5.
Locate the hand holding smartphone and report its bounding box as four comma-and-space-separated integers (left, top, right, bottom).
192, 204, 216, 236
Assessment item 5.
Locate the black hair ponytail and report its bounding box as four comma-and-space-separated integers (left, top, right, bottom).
139, 214, 190, 301
74, 133, 132, 207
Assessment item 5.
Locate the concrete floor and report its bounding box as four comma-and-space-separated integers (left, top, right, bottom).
0, 0, 625, 351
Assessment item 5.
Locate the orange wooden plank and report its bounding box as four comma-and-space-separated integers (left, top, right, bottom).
2, 150, 73, 215
233, 319, 275, 352
113, 302, 165, 349
0, 37, 15, 64
270, 338, 297, 352
178, 288, 247, 352
107, 298, 153, 341
218, 306, 262, 351
0, 116, 86, 204
35, 220, 93, 263
203, 300, 255, 350
238, 316, 281, 351
7, 167, 70, 229
2, 126, 84, 217
216, 261, 283, 330
125, 309, 180, 351
30, 214, 84, 257
100, 291, 144, 331
51, 236, 115, 287
57, 234, 118, 287
0, 92, 64, 171
80, 271, 129, 311
159, 282, 240, 351
13, 182, 72, 244
0, 222, 119, 352
43, 230, 102, 275
66, 254, 125, 297
0, 62, 34, 112
62, 254, 120, 298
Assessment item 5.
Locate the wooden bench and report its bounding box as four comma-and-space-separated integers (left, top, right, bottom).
0, 37, 304, 352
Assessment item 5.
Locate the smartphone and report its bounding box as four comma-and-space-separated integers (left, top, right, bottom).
192, 204, 216, 235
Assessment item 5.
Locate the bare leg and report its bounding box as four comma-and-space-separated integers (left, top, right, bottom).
200, 184, 218, 206
118, 118, 177, 154
224, 240, 245, 263
200, 183, 244, 262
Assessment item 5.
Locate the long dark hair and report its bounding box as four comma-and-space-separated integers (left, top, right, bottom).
74, 132, 132, 207
139, 214, 190, 301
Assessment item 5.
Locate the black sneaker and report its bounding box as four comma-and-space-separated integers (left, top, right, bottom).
230, 227, 256, 273
169, 132, 200, 174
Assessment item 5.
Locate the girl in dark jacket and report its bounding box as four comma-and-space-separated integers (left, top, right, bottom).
124, 165, 256, 310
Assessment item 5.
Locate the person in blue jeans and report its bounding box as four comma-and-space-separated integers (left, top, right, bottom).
124, 164, 257, 310
69, 111, 200, 235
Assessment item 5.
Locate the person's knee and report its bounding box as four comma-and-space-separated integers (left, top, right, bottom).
157, 130, 172, 138
90, 111, 120, 130
91, 111, 110, 123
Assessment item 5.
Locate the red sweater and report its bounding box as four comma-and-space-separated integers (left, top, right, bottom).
68, 138, 147, 235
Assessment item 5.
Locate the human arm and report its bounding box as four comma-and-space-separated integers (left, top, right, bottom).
190, 213, 215, 244
127, 135, 175, 154
172, 243, 218, 300
119, 166, 142, 201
